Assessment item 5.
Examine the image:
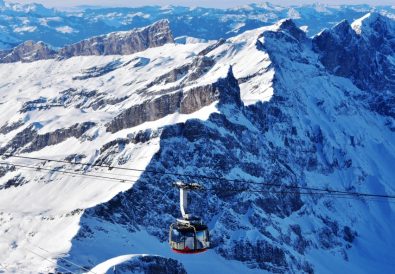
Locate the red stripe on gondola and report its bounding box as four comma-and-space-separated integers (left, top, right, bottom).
172, 248, 208, 254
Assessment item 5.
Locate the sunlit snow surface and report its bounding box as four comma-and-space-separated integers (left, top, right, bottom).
0, 13, 394, 274
0, 24, 277, 273
85, 230, 265, 274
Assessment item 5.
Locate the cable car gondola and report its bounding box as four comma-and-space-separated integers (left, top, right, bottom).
169, 182, 210, 254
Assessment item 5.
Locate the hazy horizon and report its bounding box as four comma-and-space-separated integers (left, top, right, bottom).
4, 0, 395, 9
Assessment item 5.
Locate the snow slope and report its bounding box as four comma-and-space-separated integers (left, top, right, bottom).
0, 40, 219, 272
0, 13, 394, 274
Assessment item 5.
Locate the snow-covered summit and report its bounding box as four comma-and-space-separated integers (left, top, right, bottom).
91, 254, 187, 274
351, 12, 395, 37
59, 19, 174, 58
313, 13, 395, 112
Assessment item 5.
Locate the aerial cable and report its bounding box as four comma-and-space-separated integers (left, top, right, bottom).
0, 162, 136, 184
19, 245, 76, 274
3, 154, 319, 190
0, 161, 140, 180
0, 262, 10, 273
4, 154, 395, 200
0, 161, 370, 199
4, 154, 393, 268
1, 162, 393, 217
0, 162, 395, 204
27, 241, 97, 274
1, 161, 395, 203
0, 162, 395, 199
206, 187, 395, 200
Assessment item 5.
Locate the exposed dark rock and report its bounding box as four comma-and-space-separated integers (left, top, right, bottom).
0, 175, 27, 190
312, 13, 395, 118
58, 20, 173, 58
343, 226, 357, 243
313, 21, 361, 80
20, 89, 117, 112
132, 57, 150, 67
94, 129, 161, 166
67, 60, 316, 272
106, 91, 183, 133
42, 88, 127, 111
20, 97, 56, 113
107, 67, 239, 133
186, 56, 216, 81
217, 239, 287, 272
72, 60, 123, 80
0, 125, 37, 155
0, 120, 24, 134
127, 129, 160, 144
277, 19, 307, 42
289, 224, 309, 254
54, 88, 97, 109
0, 122, 95, 155
144, 56, 215, 90
0, 40, 56, 63
198, 38, 226, 56
89, 95, 129, 111
22, 122, 96, 153
110, 255, 186, 274
100, 138, 130, 154
179, 84, 218, 114
368, 93, 395, 118
64, 154, 87, 163
0, 165, 16, 178
144, 67, 188, 89
74, 223, 95, 240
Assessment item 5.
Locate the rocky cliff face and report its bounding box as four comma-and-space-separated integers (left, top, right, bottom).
0, 14, 395, 274
58, 19, 173, 58
0, 40, 56, 63
0, 20, 174, 63
312, 13, 395, 118
61, 17, 395, 273
106, 67, 237, 133
313, 13, 395, 92
0, 122, 95, 155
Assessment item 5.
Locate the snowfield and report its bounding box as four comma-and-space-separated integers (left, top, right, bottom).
0, 11, 395, 274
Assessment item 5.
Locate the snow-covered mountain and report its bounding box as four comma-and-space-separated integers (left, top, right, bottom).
0, 11, 394, 274
0, 1, 395, 49
0, 20, 173, 63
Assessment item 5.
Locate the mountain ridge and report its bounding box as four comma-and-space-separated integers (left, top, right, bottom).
0, 1, 394, 50
313, 12, 395, 119
0, 11, 394, 274
0, 19, 174, 63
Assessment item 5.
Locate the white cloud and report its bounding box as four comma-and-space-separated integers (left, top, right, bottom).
55, 26, 76, 33
14, 25, 37, 32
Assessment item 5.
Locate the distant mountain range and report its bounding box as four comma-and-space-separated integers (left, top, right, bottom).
0, 1, 394, 49
0, 20, 173, 63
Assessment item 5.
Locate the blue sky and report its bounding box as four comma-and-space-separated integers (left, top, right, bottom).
7, 0, 395, 8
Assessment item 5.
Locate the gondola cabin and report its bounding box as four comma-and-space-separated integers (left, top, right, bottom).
169, 183, 210, 254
